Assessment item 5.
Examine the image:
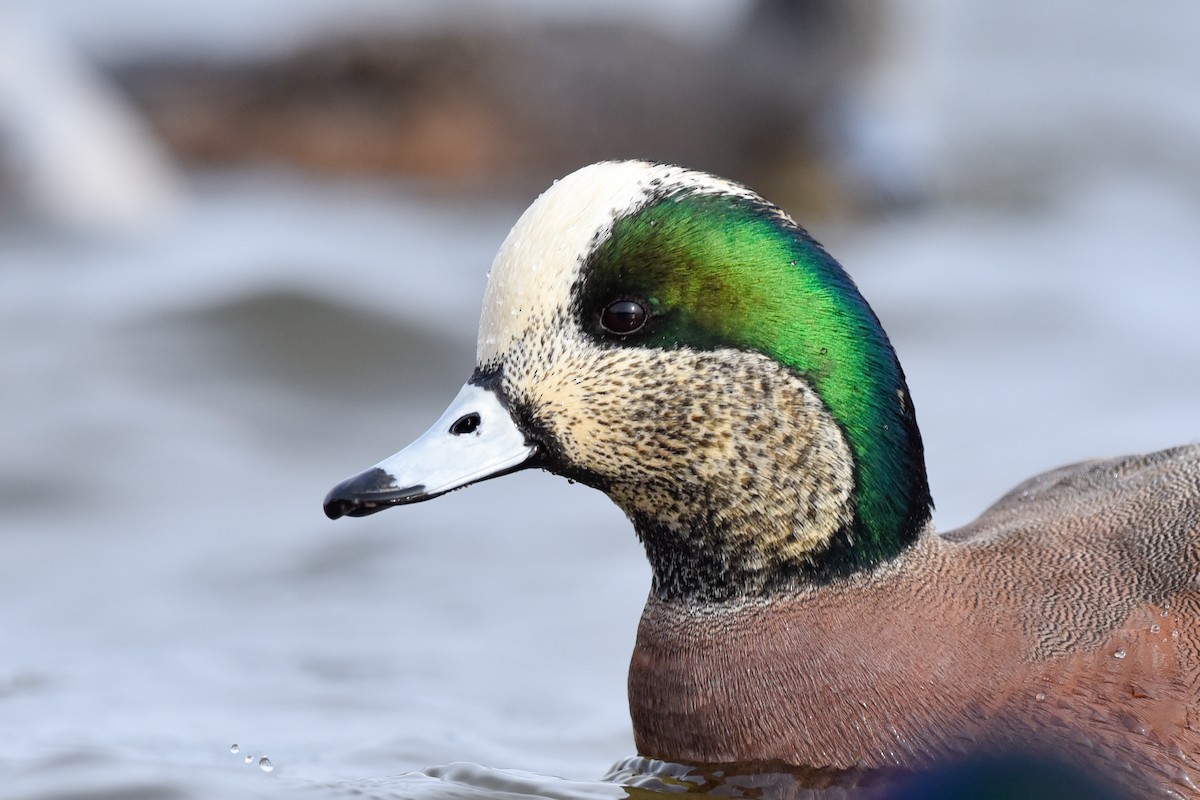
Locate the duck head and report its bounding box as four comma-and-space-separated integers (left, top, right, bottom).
325, 161, 932, 602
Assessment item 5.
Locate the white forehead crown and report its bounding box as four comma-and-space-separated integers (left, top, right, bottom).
476, 160, 759, 366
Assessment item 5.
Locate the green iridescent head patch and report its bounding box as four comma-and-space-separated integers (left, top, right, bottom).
576, 189, 932, 571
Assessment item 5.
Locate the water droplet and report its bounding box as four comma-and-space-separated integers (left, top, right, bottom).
1113, 649, 1127, 659
1035, 692, 1047, 701
230, 744, 240, 754
1162, 608, 1170, 617
244, 755, 253, 764
259, 757, 274, 773
1151, 624, 1161, 633
1172, 630, 1180, 638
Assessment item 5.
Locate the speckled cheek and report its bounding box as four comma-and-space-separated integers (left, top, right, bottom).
512, 337, 651, 480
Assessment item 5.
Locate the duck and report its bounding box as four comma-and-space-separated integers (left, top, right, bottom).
114, 1, 887, 214
323, 160, 1200, 798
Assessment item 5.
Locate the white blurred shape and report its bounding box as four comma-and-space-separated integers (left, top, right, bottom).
0, 2, 180, 233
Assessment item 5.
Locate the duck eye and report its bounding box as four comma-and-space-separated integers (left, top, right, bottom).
600, 299, 648, 335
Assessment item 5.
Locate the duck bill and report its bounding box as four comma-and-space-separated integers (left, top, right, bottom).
323, 382, 538, 520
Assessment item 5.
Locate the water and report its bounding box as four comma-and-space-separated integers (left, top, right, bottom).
2, 4, 1199, 799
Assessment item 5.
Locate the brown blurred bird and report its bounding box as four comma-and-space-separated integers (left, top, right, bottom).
113, 1, 889, 215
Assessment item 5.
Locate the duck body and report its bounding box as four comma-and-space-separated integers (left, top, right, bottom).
323, 160, 1200, 797
632, 446, 1200, 794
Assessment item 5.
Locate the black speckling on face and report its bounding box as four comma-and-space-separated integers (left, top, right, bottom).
505, 334, 859, 602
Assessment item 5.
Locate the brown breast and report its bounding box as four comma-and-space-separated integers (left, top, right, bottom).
628, 446, 1200, 798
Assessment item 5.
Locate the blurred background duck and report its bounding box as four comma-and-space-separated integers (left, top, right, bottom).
110, 0, 914, 217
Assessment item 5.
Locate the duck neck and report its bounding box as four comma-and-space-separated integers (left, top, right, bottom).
603, 354, 919, 603
627, 509, 845, 603
619, 490, 883, 604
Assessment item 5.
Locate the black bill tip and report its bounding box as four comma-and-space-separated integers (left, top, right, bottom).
323, 468, 428, 520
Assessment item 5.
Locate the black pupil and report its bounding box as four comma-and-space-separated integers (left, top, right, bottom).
450, 413, 481, 435
602, 300, 646, 334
